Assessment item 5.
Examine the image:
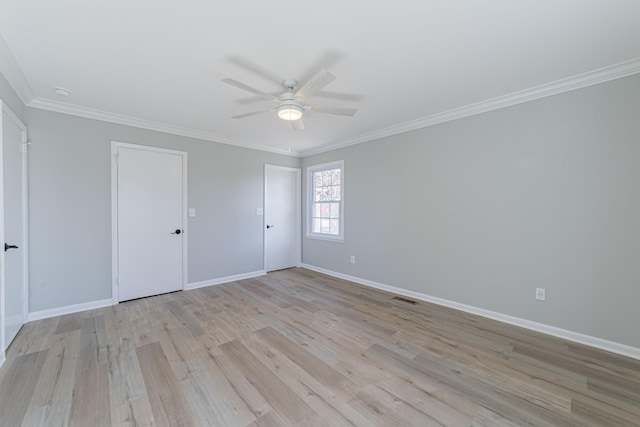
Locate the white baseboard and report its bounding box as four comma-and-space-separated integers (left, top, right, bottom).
26, 270, 266, 321
301, 263, 640, 361
0, 351, 5, 369
28, 298, 114, 322
185, 270, 266, 290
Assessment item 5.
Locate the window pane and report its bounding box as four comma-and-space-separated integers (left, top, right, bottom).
330, 203, 339, 218
330, 219, 339, 235
312, 218, 321, 233
330, 185, 339, 200
314, 203, 321, 218
321, 203, 330, 218
314, 172, 323, 187
323, 170, 331, 186
321, 219, 330, 233
325, 187, 332, 201
331, 169, 341, 185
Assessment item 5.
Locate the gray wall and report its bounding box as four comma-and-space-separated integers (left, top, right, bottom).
4, 66, 639, 348
25, 108, 300, 312
0, 72, 24, 121
303, 73, 640, 348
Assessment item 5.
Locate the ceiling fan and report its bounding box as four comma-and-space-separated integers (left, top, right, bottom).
222, 66, 357, 130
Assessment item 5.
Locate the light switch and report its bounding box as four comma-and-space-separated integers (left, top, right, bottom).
188, 208, 196, 218
256, 208, 263, 216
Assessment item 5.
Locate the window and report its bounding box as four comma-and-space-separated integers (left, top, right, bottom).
307, 160, 344, 241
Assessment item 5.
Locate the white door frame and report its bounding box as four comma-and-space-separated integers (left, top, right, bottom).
263, 164, 301, 271
111, 141, 188, 304
0, 100, 29, 362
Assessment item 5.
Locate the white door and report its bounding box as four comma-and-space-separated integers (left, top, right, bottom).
113, 142, 187, 302
1, 102, 28, 353
264, 165, 300, 272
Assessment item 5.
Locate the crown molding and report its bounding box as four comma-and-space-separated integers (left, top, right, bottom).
28, 97, 300, 156
0, 31, 36, 104
300, 57, 640, 157
0, 32, 300, 156
3, 22, 638, 160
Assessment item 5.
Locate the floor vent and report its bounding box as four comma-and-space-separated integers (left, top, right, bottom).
392, 296, 418, 305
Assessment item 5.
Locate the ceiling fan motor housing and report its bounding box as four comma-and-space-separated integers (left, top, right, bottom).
282, 78, 298, 90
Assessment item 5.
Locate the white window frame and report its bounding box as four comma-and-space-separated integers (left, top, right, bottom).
306, 160, 344, 242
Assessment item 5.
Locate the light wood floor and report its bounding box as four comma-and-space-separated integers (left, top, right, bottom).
1, 268, 639, 426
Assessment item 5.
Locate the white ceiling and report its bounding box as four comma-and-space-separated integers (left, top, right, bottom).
1, 1, 639, 156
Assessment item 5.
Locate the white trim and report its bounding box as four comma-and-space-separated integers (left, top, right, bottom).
264, 165, 302, 272
0, 33, 36, 104
0, 352, 5, 369
28, 298, 113, 322
306, 160, 345, 242
13, 105, 29, 333
28, 98, 298, 157
111, 141, 188, 304
185, 270, 266, 290
301, 263, 640, 361
300, 57, 640, 157
0, 100, 5, 356
110, 143, 118, 304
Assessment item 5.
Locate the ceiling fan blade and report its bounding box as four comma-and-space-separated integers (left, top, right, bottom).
313, 91, 363, 102
237, 94, 280, 105
311, 107, 357, 116
295, 68, 336, 100
292, 119, 306, 131
231, 109, 272, 119
222, 78, 278, 101
298, 50, 344, 87
228, 55, 282, 85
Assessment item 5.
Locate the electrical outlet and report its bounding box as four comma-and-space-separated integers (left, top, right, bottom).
350, 255, 356, 264
536, 288, 546, 301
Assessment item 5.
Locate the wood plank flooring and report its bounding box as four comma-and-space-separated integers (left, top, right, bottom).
1, 268, 639, 426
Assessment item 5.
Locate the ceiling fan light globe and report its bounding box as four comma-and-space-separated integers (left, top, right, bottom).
278, 105, 303, 121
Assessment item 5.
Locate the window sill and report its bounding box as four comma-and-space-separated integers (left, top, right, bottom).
305, 234, 344, 243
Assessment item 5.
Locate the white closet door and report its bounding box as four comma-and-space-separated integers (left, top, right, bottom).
1, 103, 28, 352
114, 143, 186, 302
265, 165, 300, 272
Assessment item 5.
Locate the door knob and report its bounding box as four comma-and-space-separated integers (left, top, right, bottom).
4, 243, 18, 252
171, 229, 182, 235
266, 225, 275, 229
